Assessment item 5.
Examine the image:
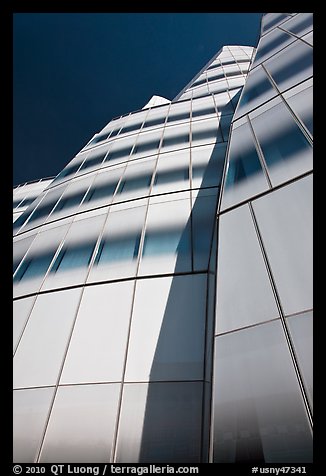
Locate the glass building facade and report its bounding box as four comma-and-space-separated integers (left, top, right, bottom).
13, 13, 313, 463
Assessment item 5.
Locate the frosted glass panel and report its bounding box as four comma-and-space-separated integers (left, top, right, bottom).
40, 383, 120, 463
61, 281, 134, 384
116, 382, 203, 463
216, 204, 279, 334
13, 288, 82, 388
287, 311, 313, 410
213, 321, 313, 463
252, 175, 313, 315
13, 387, 55, 463
125, 274, 206, 381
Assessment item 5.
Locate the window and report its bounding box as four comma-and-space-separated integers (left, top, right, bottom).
255, 30, 293, 62
208, 73, 225, 82
192, 128, 221, 143
142, 228, 191, 256
54, 161, 83, 181
262, 13, 289, 32
240, 75, 274, 107
143, 117, 166, 128
85, 182, 118, 202
192, 107, 216, 118
51, 242, 96, 273
13, 252, 55, 282
154, 168, 189, 186
54, 191, 86, 213
78, 152, 107, 171
89, 132, 110, 145
167, 112, 190, 122
106, 146, 132, 162
120, 123, 143, 134
95, 234, 141, 265
13, 199, 22, 208
29, 201, 57, 223
118, 175, 152, 194
161, 134, 189, 149
132, 140, 160, 156
192, 78, 207, 87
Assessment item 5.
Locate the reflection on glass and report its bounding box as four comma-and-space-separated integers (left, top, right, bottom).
118, 175, 152, 194
154, 168, 189, 186
133, 140, 160, 155
106, 146, 132, 162
142, 228, 190, 256
51, 243, 96, 273
213, 321, 313, 463
287, 312, 313, 410
85, 182, 118, 202
255, 31, 292, 61
95, 234, 141, 265
14, 252, 55, 282
54, 192, 86, 212
78, 152, 107, 171
29, 201, 57, 222
161, 134, 189, 149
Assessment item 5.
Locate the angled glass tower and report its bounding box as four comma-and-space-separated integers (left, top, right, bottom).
13, 13, 313, 464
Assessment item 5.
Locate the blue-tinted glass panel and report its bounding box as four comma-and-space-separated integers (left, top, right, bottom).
118, 175, 152, 194
85, 182, 118, 202
255, 31, 293, 61
95, 235, 140, 264
255, 120, 312, 170
192, 107, 216, 118
133, 140, 160, 155
192, 129, 222, 143
167, 112, 190, 122
240, 76, 274, 107
208, 73, 225, 82
143, 229, 191, 256
109, 129, 120, 138
13, 210, 32, 230
54, 192, 86, 213
19, 197, 36, 207
221, 59, 236, 65
268, 49, 312, 86
121, 123, 142, 134
162, 134, 189, 149
284, 15, 313, 36
207, 62, 221, 70
154, 168, 189, 186
51, 243, 96, 273
14, 252, 55, 282
29, 201, 57, 223
54, 162, 82, 181
263, 13, 289, 32
192, 78, 207, 87
89, 132, 110, 145
79, 152, 107, 171
143, 117, 165, 128
106, 147, 132, 161
13, 200, 22, 208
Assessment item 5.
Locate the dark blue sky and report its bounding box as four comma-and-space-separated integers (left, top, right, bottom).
13, 13, 263, 186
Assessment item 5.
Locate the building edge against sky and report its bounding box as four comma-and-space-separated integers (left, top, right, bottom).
13, 13, 313, 463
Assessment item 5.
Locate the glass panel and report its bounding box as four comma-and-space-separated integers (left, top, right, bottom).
13, 288, 82, 388
192, 195, 218, 271
191, 143, 227, 189
252, 175, 313, 316
14, 251, 56, 283
191, 118, 223, 146
285, 82, 313, 135
85, 181, 118, 203
125, 274, 206, 382
282, 13, 313, 37
54, 190, 86, 213
132, 139, 160, 156
287, 311, 313, 410
251, 100, 312, 185
264, 40, 313, 93
78, 151, 108, 171
61, 280, 134, 384
95, 234, 141, 264
40, 383, 120, 463
221, 122, 269, 210
262, 13, 289, 33
13, 387, 55, 463
116, 382, 203, 463
13, 296, 36, 351
234, 66, 277, 119
216, 204, 279, 334
51, 241, 96, 274
117, 174, 152, 195
212, 321, 313, 463
138, 198, 191, 276
87, 205, 147, 282
255, 28, 294, 64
